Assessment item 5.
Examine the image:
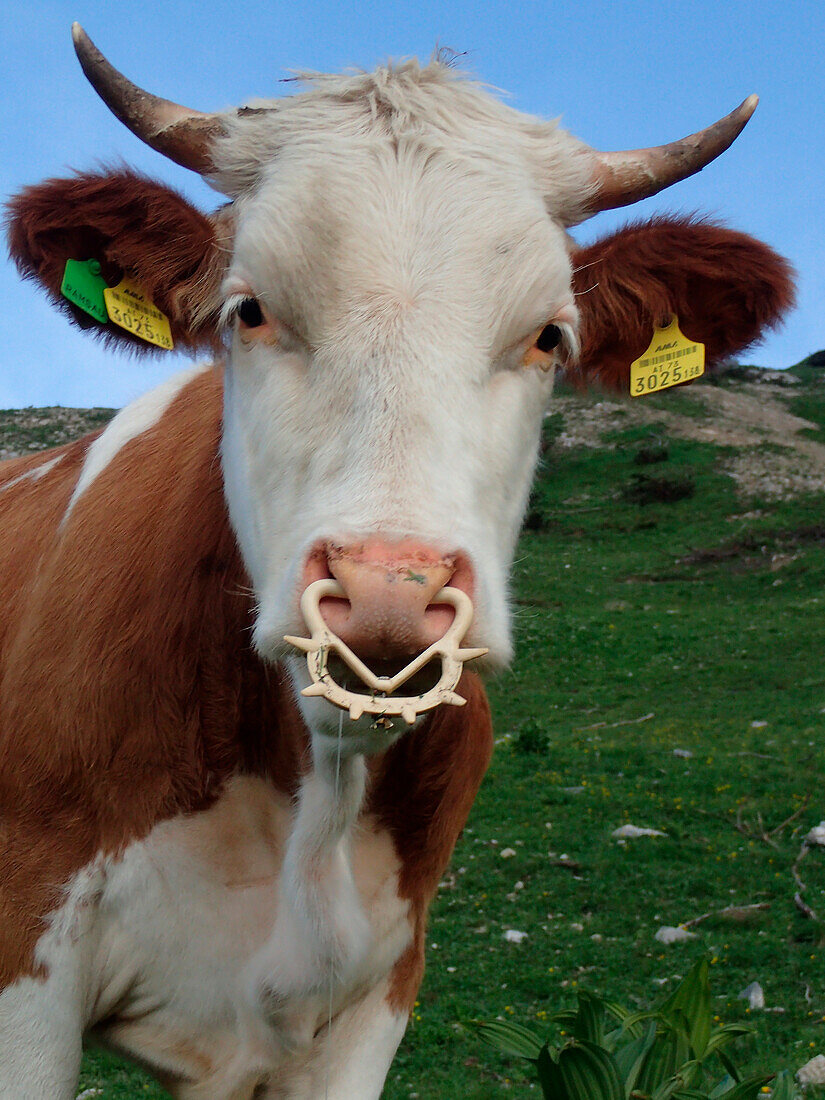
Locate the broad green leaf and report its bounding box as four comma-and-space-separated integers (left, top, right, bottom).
635, 1027, 693, 1095
716, 1049, 742, 1083
651, 1072, 692, 1100
650, 1065, 705, 1100
574, 991, 607, 1045
603, 1000, 648, 1040
708, 1074, 737, 1097
536, 1045, 562, 1098
720, 1074, 775, 1100
660, 958, 712, 1058
770, 1069, 801, 1100
705, 1024, 753, 1056
667, 1008, 697, 1045
615, 1020, 658, 1098
675, 1058, 702, 1090
615, 1008, 660, 1035
538, 1039, 625, 1100
471, 1018, 545, 1059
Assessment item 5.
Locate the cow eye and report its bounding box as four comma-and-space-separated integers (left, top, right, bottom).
237, 297, 264, 328
522, 321, 568, 371
536, 324, 562, 353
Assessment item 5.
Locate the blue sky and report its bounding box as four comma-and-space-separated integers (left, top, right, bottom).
2, 0, 822, 408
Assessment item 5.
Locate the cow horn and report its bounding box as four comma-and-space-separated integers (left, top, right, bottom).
585, 95, 759, 215
72, 24, 224, 175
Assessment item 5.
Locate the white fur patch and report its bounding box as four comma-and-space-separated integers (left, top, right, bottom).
0, 859, 108, 1098
1, 776, 412, 1096
304, 981, 408, 1099
62, 364, 208, 523
0, 453, 65, 494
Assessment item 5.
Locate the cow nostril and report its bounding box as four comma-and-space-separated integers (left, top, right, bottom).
444, 551, 474, 602
302, 542, 335, 588
299, 539, 477, 662
422, 599, 456, 638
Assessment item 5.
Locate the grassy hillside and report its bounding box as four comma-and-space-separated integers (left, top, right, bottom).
2, 367, 823, 1098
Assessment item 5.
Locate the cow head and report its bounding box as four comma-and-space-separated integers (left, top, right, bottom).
6, 27, 794, 743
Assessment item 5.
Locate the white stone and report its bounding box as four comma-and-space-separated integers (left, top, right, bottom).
654, 925, 697, 945
612, 825, 666, 839
502, 929, 528, 944
797, 1054, 825, 1085
737, 982, 765, 1010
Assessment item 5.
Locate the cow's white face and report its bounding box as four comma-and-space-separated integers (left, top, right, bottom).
213, 70, 589, 734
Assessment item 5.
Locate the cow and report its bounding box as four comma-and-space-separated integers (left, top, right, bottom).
0, 24, 793, 1100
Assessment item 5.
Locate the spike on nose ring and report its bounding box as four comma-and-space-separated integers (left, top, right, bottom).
284, 578, 488, 725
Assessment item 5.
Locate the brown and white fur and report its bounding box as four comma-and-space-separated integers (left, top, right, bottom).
1, 53, 793, 1099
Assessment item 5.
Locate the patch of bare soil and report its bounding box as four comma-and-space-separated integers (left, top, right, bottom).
552, 374, 825, 500
628, 523, 825, 583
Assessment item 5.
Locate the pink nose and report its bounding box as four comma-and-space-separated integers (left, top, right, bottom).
302, 539, 474, 661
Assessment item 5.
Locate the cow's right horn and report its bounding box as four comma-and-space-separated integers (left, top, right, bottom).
582, 95, 759, 217
72, 24, 224, 175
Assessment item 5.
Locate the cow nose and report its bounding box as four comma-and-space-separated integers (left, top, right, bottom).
306, 539, 471, 661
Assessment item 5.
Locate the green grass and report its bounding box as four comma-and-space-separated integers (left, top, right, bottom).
789, 390, 825, 445
20, 400, 824, 1098
380, 424, 825, 1098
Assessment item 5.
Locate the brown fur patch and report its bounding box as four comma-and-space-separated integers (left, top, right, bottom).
375, 675, 493, 1013
5, 170, 230, 356
0, 371, 307, 986
0, 370, 493, 1014
571, 218, 796, 390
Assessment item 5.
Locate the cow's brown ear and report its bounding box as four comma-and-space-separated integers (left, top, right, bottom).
569, 217, 795, 390
5, 169, 231, 356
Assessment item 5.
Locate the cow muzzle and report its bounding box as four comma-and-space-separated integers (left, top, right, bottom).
284, 540, 487, 725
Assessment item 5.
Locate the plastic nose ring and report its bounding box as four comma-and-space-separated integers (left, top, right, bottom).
284, 578, 488, 725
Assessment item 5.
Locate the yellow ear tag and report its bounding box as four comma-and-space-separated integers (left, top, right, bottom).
630, 317, 704, 398
103, 279, 174, 350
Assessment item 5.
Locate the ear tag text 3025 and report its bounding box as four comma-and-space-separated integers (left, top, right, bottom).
60, 259, 109, 324
630, 316, 704, 397
103, 278, 174, 350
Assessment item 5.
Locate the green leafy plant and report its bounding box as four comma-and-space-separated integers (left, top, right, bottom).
472, 958, 802, 1099
513, 718, 549, 755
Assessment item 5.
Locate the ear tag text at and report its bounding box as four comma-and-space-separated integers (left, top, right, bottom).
60, 259, 109, 324
103, 279, 174, 350
630, 316, 704, 397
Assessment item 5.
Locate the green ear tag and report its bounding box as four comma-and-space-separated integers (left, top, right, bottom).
61, 259, 109, 324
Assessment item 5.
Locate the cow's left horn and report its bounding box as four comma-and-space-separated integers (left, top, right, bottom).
584, 95, 759, 215
72, 24, 224, 175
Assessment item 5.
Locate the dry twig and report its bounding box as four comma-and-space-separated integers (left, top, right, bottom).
734, 794, 811, 849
